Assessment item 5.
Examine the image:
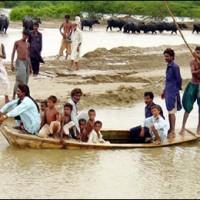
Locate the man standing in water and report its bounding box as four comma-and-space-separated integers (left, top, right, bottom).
179, 46, 200, 135
161, 48, 182, 138
28, 22, 43, 77
67, 22, 82, 71
57, 15, 72, 60
11, 29, 32, 100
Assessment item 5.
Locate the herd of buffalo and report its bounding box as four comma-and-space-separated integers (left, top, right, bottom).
1, 15, 200, 34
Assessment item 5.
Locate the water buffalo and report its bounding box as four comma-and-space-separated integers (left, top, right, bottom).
123, 21, 145, 34
22, 16, 41, 31
81, 19, 100, 31
0, 14, 9, 34
143, 21, 163, 34
192, 23, 200, 34
106, 19, 126, 31
164, 22, 187, 34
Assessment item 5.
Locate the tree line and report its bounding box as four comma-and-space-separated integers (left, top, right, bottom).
1, 1, 200, 21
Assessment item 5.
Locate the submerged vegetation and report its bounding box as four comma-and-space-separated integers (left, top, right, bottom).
1, 1, 200, 21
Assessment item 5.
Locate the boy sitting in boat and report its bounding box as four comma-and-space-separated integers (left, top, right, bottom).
60, 103, 75, 142
86, 109, 96, 135
40, 100, 48, 118
38, 95, 62, 139
79, 118, 88, 142
140, 105, 168, 145
88, 120, 109, 144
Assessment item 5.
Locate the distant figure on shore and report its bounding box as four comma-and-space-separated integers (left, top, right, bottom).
67, 22, 82, 71
161, 48, 182, 138
75, 14, 81, 29
11, 29, 32, 100
179, 46, 200, 135
57, 15, 72, 60
28, 22, 43, 77
0, 43, 10, 104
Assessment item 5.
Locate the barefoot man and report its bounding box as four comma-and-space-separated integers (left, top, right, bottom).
161, 48, 182, 138
57, 15, 72, 60
67, 22, 82, 71
179, 46, 200, 135
11, 29, 32, 100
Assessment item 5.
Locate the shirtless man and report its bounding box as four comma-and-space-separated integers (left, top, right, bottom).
38, 95, 62, 139
179, 46, 200, 135
11, 29, 32, 100
57, 15, 72, 60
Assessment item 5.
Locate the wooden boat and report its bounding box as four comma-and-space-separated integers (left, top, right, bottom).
0, 124, 199, 149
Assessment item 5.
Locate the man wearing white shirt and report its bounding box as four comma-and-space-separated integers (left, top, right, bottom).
0, 83, 40, 135
68, 88, 83, 139
67, 22, 83, 71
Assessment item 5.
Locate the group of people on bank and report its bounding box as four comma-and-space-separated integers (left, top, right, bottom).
130, 47, 200, 144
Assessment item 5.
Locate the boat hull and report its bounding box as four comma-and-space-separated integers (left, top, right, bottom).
0, 125, 199, 149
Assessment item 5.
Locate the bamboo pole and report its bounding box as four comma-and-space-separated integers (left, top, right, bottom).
163, 1, 200, 62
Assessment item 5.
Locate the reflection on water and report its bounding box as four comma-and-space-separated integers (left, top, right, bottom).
0, 141, 200, 198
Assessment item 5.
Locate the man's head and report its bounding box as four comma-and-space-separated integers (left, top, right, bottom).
64, 102, 73, 116
163, 48, 175, 63
151, 105, 161, 118
65, 15, 70, 21
144, 92, 154, 106
88, 109, 96, 120
22, 29, 30, 41
79, 118, 87, 130
94, 120, 102, 132
71, 88, 83, 103
72, 21, 78, 29
33, 22, 39, 31
17, 83, 30, 98
47, 95, 57, 108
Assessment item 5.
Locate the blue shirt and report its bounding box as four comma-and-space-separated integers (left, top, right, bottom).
0, 97, 41, 134
164, 61, 182, 111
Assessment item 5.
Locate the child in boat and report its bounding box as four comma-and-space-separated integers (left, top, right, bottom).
40, 100, 48, 118
79, 118, 88, 142
38, 95, 62, 139
88, 120, 108, 143
140, 105, 168, 145
86, 108, 96, 135
60, 103, 75, 142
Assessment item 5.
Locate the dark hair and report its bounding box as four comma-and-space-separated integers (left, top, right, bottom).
195, 46, 200, 51
151, 105, 161, 112
163, 48, 175, 59
71, 88, 83, 97
88, 108, 95, 114
144, 92, 154, 99
47, 95, 57, 103
18, 83, 39, 112
33, 22, 39, 26
94, 120, 102, 126
65, 15, 70, 19
64, 102, 73, 110
79, 118, 87, 124
41, 100, 48, 107
22, 29, 30, 36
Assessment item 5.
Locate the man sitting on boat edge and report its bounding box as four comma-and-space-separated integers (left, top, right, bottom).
0, 83, 41, 135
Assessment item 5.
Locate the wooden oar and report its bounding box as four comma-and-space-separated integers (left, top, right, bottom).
163, 0, 200, 63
